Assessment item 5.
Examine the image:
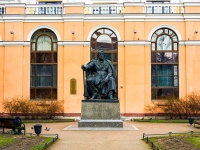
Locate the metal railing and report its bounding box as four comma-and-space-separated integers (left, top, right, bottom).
0, 3, 187, 15
25, 4, 63, 14
0, 6, 6, 14
143, 131, 200, 150
84, 4, 124, 14
145, 3, 184, 14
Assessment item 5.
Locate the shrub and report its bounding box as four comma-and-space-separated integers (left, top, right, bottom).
186, 92, 200, 116
2, 96, 64, 119
145, 92, 200, 119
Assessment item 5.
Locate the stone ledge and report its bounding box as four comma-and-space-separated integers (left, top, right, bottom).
79, 119, 123, 122
82, 99, 119, 103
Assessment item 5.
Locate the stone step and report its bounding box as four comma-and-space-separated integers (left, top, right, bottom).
78, 119, 123, 128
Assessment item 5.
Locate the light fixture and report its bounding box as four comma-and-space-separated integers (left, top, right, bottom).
195, 29, 198, 34
134, 30, 137, 34
10, 31, 14, 34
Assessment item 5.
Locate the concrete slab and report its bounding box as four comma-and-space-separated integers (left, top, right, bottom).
62, 124, 139, 131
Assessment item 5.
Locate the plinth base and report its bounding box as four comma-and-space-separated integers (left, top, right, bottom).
78, 99, 123, 128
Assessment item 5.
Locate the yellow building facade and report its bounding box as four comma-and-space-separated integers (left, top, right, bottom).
0, 2, 200, 116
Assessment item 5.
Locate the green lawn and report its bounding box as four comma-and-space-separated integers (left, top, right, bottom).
23, 118, 75, 123
185, 136, 200, 148
31, 137, 55, 150
134, 119, 189, 123
0, 136, 16, 147
0, 135, 57, 150
146, 134, 200, 150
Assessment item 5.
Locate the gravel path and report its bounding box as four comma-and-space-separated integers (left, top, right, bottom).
24, 121, 199, 150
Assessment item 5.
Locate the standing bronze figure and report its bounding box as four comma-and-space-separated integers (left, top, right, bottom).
81, 49, 117, 100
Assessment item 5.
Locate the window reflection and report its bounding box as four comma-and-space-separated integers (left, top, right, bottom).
97, 35, 111, 43
157, 65, 172, 75
173, 53, 178, 63
157, 35, 172, 50
158, 76, 173, 86
157, 52, 173, 63
157, 88, 173, 99
104, 53, 111, 60
174, 76, 178, 86
37, 36, 51, 51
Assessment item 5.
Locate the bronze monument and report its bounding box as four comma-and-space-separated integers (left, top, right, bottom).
81, 48, 117, 100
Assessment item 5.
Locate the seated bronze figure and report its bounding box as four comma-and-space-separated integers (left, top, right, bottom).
81, 49, 117, 100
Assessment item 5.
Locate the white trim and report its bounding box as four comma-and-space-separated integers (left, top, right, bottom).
62, 41, 85, 46
58, 41, 90, 46
87, 24, 121, 41
24, 15, 63, 22
2, 14, 200, 23
4, 4, 25, 7
184, 41, 200, 46
85, 3, 124, 7
124, 18, 200, 22
148, 24, 182, 41
179, 41, 185, 46
118, 41, 124, 46
24, 42, 30, 46
184, 2, 200, 6
25, 4, 63, 8
24, 20, 64, 22
123, 2, 145, 6
124, 41, 151, 46
84, 20, 124, 22
84, 42, 90, 46
1, 41, 200, 47
145, 3, 184, 7
84, 15, 124, 21
64, 2, 84, 7
0, 41, 30, 46
27, 25, 61, 41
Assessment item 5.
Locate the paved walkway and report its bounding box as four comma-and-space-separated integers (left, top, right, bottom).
25, 121, 199, 150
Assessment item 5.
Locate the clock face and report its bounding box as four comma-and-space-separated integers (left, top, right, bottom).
157, 35, 172, 50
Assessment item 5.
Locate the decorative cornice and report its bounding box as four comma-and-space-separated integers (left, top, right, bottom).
4, 3, 25, 7
183, 2, 200, 6
84, 14, 124, 21
1, 13, 200, 23
62, 14, 84, 22
85, 3, 123, 7
123, 2, 145, 6
64, 2, 85, 7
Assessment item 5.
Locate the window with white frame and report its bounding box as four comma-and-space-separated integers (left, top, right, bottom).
151, 28, 179, 99
30, 28, 58, 100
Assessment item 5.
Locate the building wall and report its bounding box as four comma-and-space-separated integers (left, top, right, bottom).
1, 3, 200, 116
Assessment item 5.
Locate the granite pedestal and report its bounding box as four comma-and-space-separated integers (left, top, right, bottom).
78, 99, 123, 128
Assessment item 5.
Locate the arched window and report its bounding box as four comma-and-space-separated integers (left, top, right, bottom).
90, 28, 118, 71
30, 28, 57, 100
90, 28, 118, 97
151, 28, 178, 99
